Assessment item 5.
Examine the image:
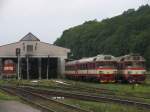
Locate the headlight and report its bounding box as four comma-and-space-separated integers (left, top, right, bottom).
142, 71, 146, 74
99, 71, 103, 74
128, 71, 132, 74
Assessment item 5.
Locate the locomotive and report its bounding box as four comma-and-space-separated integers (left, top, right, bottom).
2, 59, 16, 78
65, 55, 117, 83
117, 54, 146, 83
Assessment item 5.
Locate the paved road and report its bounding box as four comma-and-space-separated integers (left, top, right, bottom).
0, 101, 41, 112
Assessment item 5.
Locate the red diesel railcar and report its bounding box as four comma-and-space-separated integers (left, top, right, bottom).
65, 55, 117, 83
117, 54, 146, 83
2, 59, 16, 78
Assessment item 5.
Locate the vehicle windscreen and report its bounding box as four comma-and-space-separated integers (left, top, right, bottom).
97, 62, 117, 68
125, 61, 145, 68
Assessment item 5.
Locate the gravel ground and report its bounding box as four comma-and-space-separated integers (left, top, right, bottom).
0, 101, 41, 112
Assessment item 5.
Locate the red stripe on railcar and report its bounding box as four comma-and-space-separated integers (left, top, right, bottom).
126, 68, 145, 70
96, 68, 113, 70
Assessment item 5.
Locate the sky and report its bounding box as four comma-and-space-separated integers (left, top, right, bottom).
0, 0, 149, 45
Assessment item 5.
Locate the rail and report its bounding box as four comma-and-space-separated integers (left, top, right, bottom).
0, 86, 91, 112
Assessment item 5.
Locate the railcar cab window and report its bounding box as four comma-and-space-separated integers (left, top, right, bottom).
133, 56, 140, 60
4, 60, 13, 64
97, 62, 116, 68
126, 62, 145, 68
125, 62, 132, 67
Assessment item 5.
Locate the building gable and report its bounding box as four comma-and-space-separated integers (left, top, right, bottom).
20, 33, 40, 41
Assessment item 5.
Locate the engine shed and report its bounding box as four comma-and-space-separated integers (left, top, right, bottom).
0, 33, 70, 79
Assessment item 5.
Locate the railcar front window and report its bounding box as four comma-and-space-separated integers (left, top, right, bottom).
133, 62, 145, 67
97, 62, 116, 68
126, 62, 145, 68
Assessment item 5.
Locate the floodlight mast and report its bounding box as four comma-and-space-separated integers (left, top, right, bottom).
16, 48, 21, 80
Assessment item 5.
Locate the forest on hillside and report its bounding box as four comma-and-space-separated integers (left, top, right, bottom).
54, 5, 150, 68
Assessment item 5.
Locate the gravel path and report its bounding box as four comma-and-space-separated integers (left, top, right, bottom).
0, 101, 41, 112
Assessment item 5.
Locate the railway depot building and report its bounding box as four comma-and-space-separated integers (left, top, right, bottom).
0, 33, 70, 79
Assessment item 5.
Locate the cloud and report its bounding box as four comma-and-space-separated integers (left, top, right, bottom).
0, 0, 8, 10
0, 0, 149, 45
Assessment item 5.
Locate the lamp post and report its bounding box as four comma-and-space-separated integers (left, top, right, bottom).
16, 48, 21, 80
38, 58, 41, 80
26, 55, 29, 80
47, 55, 50, 80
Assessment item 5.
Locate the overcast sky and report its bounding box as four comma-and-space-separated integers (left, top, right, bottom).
0, 0, 149, 45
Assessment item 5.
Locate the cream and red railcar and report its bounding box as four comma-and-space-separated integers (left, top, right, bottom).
117, 54, 146, 83
65, 55, 117, 83
2, 59, 16, 78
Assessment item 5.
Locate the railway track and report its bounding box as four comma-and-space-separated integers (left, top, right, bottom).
15, 85, 150, 110
0, 86, 91, 112
21, 83, 150, 101
21, 83, 114, 95
54, 84, 150, 101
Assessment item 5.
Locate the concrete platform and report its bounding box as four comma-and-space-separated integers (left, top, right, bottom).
0, 101, 41, 112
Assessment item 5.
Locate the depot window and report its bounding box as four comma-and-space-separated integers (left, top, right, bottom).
27, 45, 33, 52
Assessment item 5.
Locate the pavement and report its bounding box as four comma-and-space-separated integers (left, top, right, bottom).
0, 101, 41, 112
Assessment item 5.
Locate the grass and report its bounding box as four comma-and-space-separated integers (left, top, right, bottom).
0, 90, 18, 100
60, 78, 150, 98
1, 78, 150, 98
0, 79, 150, 111
63, 99, 149, 112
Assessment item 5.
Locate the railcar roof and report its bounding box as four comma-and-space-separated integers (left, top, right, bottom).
66, 55, 117, 65
117, 54, 145, 61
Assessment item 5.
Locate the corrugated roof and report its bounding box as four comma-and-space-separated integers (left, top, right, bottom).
20, 33, 40, 41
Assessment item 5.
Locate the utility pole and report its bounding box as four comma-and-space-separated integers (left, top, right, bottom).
47, 55, 50, 80
17, 55, 20, 80
38, 58, 41, 80
0, 58, 2, 79
19, 58, 22, 80
26, 55, 29, 80
16, 48, 21, 80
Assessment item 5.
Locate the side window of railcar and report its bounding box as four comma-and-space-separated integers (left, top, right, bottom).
88, 63, 91, 69
71, 65, 74, 70
93, 63, 95, 69
81, 64, 87, 70
82, 64, 84, 70
84, 64, 87, 70
67, 65, 72, 70
79, 64, 82, 70
88, 63, 95, 69
66, 65, 69, 70
65, 66, 67, 70
66, 66, 68, 70
83, 64, 85, 70
92, 63, 94, 69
